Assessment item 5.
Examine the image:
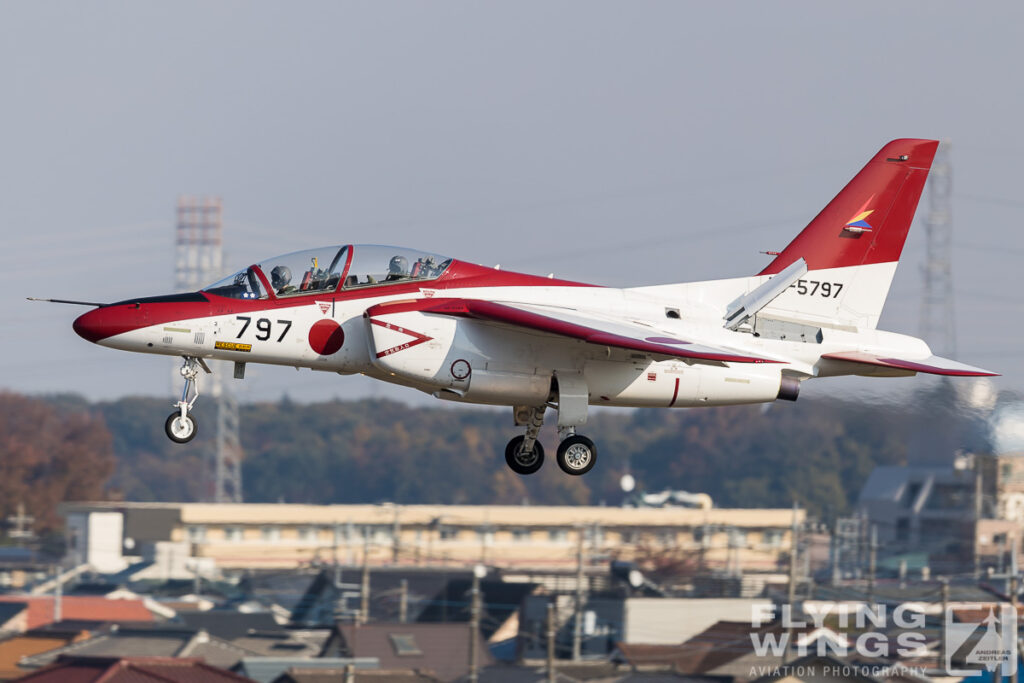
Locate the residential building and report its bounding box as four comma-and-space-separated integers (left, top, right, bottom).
59, 502, 803, 573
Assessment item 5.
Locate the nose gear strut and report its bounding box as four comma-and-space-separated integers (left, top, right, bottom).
164, 356, 210, 444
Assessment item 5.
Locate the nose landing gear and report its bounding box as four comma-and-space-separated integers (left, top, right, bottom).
165, 356, 209, 444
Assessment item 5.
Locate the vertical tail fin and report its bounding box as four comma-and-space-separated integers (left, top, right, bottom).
758, 138, 939, 329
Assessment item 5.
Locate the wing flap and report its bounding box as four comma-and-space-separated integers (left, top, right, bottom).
366, 298, 780, 365
821, 351, 998, 377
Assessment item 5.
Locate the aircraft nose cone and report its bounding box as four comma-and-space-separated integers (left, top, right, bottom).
73, 308, 107, 343
73, 306, 136, 343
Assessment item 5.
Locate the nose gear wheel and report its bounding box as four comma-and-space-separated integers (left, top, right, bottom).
165, 412, 198, 443
164, 356, 208, 444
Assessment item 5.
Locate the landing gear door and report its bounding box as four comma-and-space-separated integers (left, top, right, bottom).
554, 372, 588, 427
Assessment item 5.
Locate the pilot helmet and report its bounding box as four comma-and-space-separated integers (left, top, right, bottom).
389, 255, 409, 276
270, 265, 292, 289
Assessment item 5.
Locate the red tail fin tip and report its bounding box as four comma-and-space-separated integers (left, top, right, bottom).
760, 139, 939, 275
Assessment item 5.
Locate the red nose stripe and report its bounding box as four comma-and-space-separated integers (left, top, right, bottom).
73, 305, 147, 343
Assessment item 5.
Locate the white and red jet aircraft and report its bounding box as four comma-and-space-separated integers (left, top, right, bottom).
57, 139, 994, 476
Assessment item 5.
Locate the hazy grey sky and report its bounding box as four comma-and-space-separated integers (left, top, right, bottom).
2, 1, 1021, 404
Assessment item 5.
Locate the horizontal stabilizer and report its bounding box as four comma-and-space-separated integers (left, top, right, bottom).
366, 298, 781, 365
821, 351, 998, 377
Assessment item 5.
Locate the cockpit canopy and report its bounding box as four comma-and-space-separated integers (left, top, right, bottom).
202, 245, 453, 300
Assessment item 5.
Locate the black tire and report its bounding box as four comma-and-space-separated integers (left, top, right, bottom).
165, 412, 198, 444
505, 435, 544, 475
556, 435, 597, 475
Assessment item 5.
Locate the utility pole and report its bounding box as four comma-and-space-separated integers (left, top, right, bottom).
333, 522, 341, 585
572, 528, 585, 660
939, 578, 949, 670
360, 532, 370, 625
53, 564, 62, 624
1011, 577, 1019, 683
786, 502, 800, 662
974, 470, 983, 579
399, 579, 408, 624
830, 523, 840, 585
989, 542, 1019, 683
867, 525, 877, 605
1012, 559, 1019, 683
468, 567, 482, 683
546, 602, 556, 683
392, 508, 401, 564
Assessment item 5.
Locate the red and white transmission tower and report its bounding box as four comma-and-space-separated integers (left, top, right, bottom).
175, 196, 244, 503
920, 142, 956, 358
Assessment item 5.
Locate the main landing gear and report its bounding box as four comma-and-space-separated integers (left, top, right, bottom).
505, 407, 546, 475
165, 356, 210, 444
504, 405, 598, 477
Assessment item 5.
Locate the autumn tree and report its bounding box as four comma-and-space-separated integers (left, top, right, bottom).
0, 392, 115, 532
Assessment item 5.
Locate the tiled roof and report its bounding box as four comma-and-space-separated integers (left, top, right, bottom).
0, 631, 86, 680
8, 655, 258, 682
338, 622, 491, 682
235, 656, 378, 683
0, 596, 154, 630
276, 668, 441, 683
615, 620, 788, 674
181, 612, 284, 640
18, 625, 263, 671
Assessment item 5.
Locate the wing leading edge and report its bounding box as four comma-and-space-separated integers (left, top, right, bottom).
365, 298, 780, 365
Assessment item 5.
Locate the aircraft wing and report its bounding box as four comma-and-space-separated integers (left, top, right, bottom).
366, 298, 781, 365
820, 351, 998, 377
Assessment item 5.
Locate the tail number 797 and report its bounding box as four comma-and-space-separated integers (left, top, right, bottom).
236, 316, 292, 342
790, 280, 843, 298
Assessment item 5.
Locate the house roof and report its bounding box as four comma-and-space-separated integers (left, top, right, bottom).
0, 630, 87, 680
17, 624, 264, 671
470, 664, 723, 683
291, 569, 534, 641
615, 621, 791, 674
0, 596, 154, 630
8, 655, 258, 682
338, 622, 491, 682
229, 630, 331, 658
181, 611, 284, 640
274, 668, 441, 683
234, 656, 378, 683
